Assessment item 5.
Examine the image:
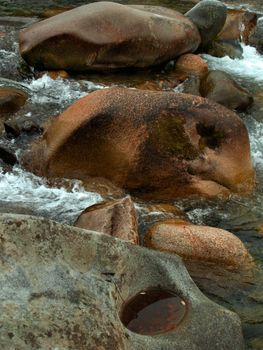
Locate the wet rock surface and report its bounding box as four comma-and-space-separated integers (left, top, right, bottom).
249, 17, 263, 54
205, 39, 244, 59
186, 0, 227, 47
200, 70, 253, 111
0, 144, 17, 166
174, 53, 208, 79
0, 86, 28, 115
24, 88, 255, 199
19, 1, 201, 71
218, 9, 257, 43
0, 213, 245, 350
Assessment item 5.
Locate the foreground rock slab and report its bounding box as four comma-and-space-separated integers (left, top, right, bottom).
74, 195, 139, 244
0, 214, 245, 349
19, 1, 201, 71
25, 88, 255, 199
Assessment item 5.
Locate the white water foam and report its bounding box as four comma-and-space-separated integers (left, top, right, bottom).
203, 44, 263, 84
0, 166, 102, 224
27, 74, 105, 105
247, 117, 263, 171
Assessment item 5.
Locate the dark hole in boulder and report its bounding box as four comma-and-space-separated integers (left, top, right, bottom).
196, 122, 225, 150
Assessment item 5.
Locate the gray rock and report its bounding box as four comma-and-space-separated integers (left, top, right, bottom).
0, 214, 245, 349
249, 17, 263, 54
200, 70, 253, 111
206, 39, 243, 59
0, 77, 30, 95
186, 0, 227, 47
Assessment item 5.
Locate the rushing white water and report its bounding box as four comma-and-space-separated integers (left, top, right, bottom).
27, 74, 106, 106
203, 44, 263, 85
247, 117, 263, 170
0, 166, 102, 223
1, 44, 263, 227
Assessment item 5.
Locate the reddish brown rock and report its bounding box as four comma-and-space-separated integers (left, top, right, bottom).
45, 70, 69, 80
218, 9, 257, 43
19, 2, 201, 71
144, 220, 253, 270
134, 81, 162, 92
0, 87, 28, 115
174, 54, 208, 79
74, 196, 139, 244
25, 88, 255, 199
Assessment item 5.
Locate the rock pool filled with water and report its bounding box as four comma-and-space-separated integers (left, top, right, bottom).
0, 1, 263, 349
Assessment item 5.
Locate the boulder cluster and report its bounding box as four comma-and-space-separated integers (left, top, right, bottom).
0, 0, 261, 349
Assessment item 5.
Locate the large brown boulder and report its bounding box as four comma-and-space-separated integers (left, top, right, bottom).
25, 88, 255, 199
74, 196, 139, 244
19, 2, 201, 71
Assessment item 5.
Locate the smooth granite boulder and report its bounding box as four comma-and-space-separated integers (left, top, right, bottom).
186, 0, 227, 47
0, 214, 245, 349
24, 88, 255, 199
19, 1, 201, 71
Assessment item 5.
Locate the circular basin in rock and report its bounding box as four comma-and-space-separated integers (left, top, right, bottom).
120, 289, 187, 335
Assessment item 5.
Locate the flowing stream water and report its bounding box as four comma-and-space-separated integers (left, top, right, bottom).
0, 1, 263, 349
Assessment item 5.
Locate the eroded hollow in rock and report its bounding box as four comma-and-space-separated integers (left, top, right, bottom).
120, 289, 187, 335
196, 122, 225, 150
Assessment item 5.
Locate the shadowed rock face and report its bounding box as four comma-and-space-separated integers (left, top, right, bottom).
186, 0, 227, 47
0, 87, 28, 114
200, 70, 253, 111
25, 88, 255, 199
74, 195, 139, 244
0, 214, 245, 349
19, 1, 201, 71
